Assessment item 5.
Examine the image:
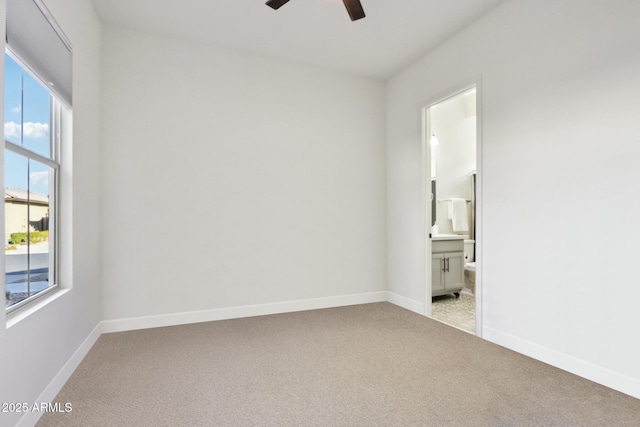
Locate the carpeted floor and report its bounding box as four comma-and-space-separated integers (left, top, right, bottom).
38, 302, 640, 426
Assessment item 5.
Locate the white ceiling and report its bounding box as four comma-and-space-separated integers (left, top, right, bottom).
89, 0, 504, 80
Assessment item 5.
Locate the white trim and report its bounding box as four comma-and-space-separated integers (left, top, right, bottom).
473, 77, 484, 338
101, 291, 389, 333
387, 292, 424, 314
483, 326, 640, 400
422, 106, 432, 317
15, 322, 102, 427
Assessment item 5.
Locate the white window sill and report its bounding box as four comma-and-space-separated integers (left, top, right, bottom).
6, 287, 70, 329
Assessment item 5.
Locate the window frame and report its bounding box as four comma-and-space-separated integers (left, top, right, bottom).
4, 50, 62, 314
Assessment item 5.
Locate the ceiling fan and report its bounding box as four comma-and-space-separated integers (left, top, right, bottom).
266, 0, 366, 22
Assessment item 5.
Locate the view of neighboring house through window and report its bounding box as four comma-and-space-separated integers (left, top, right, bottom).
4, 52, 59, 310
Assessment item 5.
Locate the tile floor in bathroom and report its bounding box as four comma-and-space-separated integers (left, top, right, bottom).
431, 292, 476, 334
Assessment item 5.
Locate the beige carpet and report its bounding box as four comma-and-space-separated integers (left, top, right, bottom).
38, 302, 640, 426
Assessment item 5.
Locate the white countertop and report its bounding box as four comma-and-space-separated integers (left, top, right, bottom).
432, 234, 466, 241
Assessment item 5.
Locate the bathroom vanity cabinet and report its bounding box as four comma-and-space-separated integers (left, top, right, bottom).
432, 238, 464, 298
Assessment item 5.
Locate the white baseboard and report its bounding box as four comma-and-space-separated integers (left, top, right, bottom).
386, 292, 424, 315
101, 291, 389, 333
483, 326, 640, 400
16, 323, 102, 427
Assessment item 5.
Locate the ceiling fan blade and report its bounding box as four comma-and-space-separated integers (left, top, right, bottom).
266, 0, 290, 10
343, 0, 366, 21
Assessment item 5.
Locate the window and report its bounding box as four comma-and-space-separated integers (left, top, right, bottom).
4, 54, 60, 311
4, 0, 71, 312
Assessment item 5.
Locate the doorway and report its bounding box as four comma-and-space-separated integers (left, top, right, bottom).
423, 85, 481, 336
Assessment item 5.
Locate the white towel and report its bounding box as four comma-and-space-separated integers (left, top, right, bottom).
448, 198, 469, 233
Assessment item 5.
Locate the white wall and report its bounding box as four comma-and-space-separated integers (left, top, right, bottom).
0, 0, 102, 425
100, 27, 387, 321
387, 0, 640, 397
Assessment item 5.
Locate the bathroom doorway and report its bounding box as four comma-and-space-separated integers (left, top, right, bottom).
423, 85, 481, 336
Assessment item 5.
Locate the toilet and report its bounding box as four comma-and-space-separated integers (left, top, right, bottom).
463, 239, 476, 295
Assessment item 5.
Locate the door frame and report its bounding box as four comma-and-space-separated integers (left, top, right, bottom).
421, 78, 483, 337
